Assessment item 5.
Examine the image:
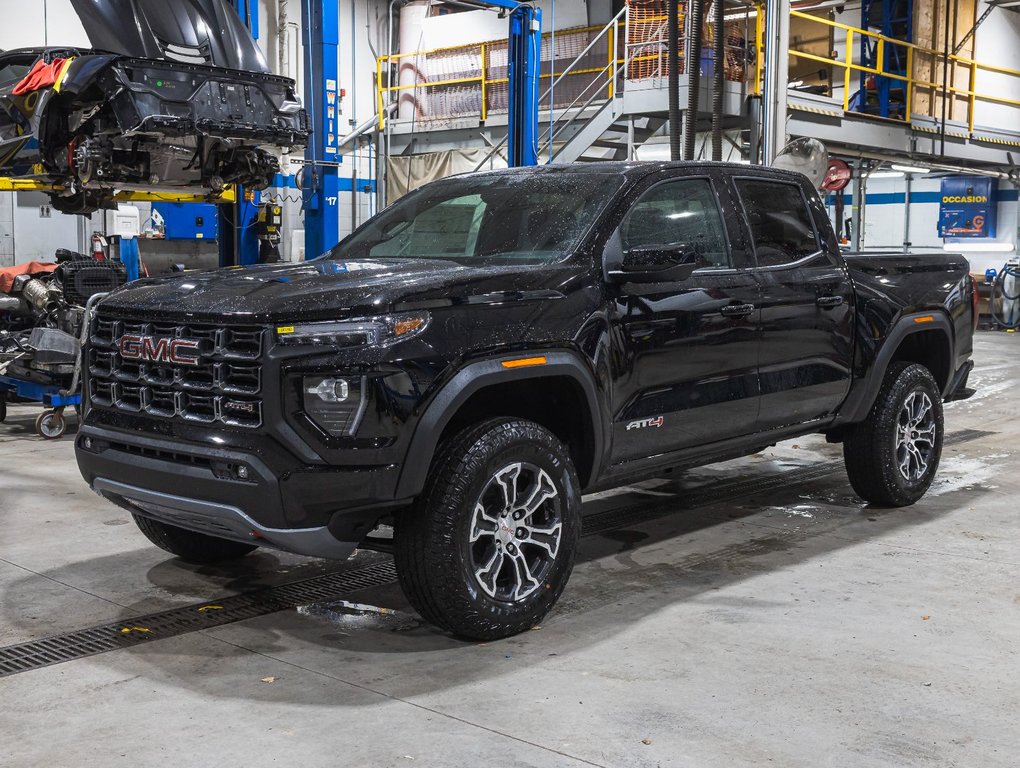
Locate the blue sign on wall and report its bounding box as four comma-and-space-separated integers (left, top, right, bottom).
938, 176, 997, 238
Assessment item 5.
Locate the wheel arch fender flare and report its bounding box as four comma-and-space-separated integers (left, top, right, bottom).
841, 311, 955, 424
393, 350, 605, 500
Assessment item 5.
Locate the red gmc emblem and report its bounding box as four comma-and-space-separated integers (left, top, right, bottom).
118, 334, 202, 366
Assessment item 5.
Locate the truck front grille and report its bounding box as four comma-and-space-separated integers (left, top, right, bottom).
88, 315, 265, 428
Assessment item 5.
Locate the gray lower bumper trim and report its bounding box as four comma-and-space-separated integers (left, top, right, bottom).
93, 478, 357, 561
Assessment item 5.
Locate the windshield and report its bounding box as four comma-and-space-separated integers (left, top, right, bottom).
331, 173, 625, 265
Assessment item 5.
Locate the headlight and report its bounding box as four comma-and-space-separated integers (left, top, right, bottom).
302, 375, 366, 437
276, 312, 430, 347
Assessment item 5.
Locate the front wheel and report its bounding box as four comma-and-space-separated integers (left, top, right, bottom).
395, 418, 582, 640
843, 361, 944, 507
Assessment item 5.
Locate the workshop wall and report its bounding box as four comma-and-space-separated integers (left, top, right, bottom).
0, 0, 89, 48
833, 176, 1020, 274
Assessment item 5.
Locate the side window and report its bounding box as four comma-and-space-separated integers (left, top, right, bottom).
621, 178, 731, 269
734, 179, 819, 267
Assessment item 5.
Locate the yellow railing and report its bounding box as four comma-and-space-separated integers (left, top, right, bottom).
375, 5, 756, 129
376, 25, 621, 129
785, 9, 1020, 133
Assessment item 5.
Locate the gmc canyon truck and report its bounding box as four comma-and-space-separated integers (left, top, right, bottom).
75, 162, 977, 640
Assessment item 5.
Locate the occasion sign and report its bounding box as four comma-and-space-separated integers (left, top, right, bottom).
939, 176, 997, 238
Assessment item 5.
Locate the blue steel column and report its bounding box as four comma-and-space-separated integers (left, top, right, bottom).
302, 0, 341, 259
506, 6, 541, 167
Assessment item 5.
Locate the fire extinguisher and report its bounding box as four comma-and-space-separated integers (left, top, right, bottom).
91, 232, 107, 261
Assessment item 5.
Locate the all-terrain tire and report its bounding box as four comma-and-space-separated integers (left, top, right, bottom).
843, 361, 944, 507
394, 418, 582, 640
132, 515, 258, 563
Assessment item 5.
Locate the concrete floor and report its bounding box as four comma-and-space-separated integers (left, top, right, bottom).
1, 332, 1018, 767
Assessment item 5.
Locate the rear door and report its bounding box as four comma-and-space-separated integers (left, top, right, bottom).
731, 175, 853, 431
608, 173, 761, 464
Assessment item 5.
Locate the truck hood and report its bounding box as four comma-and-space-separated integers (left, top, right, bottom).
97, 258, 572, 322
70, 0, 269, 73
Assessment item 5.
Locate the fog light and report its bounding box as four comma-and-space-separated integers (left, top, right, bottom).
306, 377, 349, 403
301, 375, 364, 437
83, 437, 92, 450
236, 465, 249, 480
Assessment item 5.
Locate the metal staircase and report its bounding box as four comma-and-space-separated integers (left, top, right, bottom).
552, 112, 667, 163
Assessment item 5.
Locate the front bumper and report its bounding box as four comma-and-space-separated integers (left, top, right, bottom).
94, 478, 357, 560
76, 423, 404, 560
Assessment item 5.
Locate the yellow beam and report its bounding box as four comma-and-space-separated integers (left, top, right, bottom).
0, 177, 237, 204
0, 178, 61, 192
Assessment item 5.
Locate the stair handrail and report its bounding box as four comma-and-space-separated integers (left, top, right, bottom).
539, 56, 621, 157
472, 5, 627, 172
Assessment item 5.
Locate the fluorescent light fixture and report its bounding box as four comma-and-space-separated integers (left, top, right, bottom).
868, 171, 904, 179
891, 164, 931, 174
942, 242, 1016, 252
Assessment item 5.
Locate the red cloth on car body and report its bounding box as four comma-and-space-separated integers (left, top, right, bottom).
12, 58, 68, 96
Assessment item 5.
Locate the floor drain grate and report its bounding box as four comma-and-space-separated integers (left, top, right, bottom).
0, 560, 397, 678
0, 429, 992, 677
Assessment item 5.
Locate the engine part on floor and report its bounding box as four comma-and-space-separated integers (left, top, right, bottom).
26, 328, 78, 367
12, 275, 61, 314
989, 259, 1020, 329
57, 258, 127, 307
0, 296, 23, 312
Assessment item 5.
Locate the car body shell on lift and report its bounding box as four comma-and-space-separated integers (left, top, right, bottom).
0, 0, 306, 211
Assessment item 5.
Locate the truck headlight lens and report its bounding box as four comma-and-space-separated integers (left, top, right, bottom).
302, 375, 365, 437
276, 312, 430, 347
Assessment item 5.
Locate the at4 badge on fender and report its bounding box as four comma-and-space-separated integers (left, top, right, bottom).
626, 416, 664, 431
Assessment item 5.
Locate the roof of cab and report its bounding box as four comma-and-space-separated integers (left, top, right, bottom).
465, 160, 808, 184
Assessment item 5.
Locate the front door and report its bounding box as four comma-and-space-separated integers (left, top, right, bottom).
731, 175, 854, 431
607, 174, 761, 465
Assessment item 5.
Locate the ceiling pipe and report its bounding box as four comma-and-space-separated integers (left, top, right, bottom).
684, 0, 705, 160
711, 0, 724, 161
668, 0, 681, 160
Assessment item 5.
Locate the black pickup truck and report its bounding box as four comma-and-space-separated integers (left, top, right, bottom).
75, 162, 977, 640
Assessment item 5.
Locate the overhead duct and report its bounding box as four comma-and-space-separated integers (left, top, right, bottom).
684, 0, 704, 161
711, 0, 724, 161
668, 0, 681, 160
397, 1, 430, 120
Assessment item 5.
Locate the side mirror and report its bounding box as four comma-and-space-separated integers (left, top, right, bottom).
607, 244, 698, 284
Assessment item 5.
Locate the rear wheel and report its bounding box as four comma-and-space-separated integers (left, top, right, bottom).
843, 361, 944, 507
132, 515, 258, 563
395, 418, 581, 640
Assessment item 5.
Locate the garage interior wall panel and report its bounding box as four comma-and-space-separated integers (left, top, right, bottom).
911, 0, 976, 123
842, 176, 1020, 274
971, 9, 1020, 128
0, 0, 89, 48
789, 10, 835, 96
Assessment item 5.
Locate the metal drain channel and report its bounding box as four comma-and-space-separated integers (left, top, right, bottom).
0, 560, 398, 678
0, 428, 993, 677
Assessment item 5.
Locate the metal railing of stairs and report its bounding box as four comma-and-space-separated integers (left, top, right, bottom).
473, 5, 627, 171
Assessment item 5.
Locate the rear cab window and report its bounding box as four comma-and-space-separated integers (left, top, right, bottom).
734, 178, 820, 267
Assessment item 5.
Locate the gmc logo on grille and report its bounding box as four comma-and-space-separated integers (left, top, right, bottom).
119, 335, 202, 366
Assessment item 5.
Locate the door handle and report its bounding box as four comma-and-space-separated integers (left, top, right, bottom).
720, 303, 755, 317
816, 295, 845, 308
